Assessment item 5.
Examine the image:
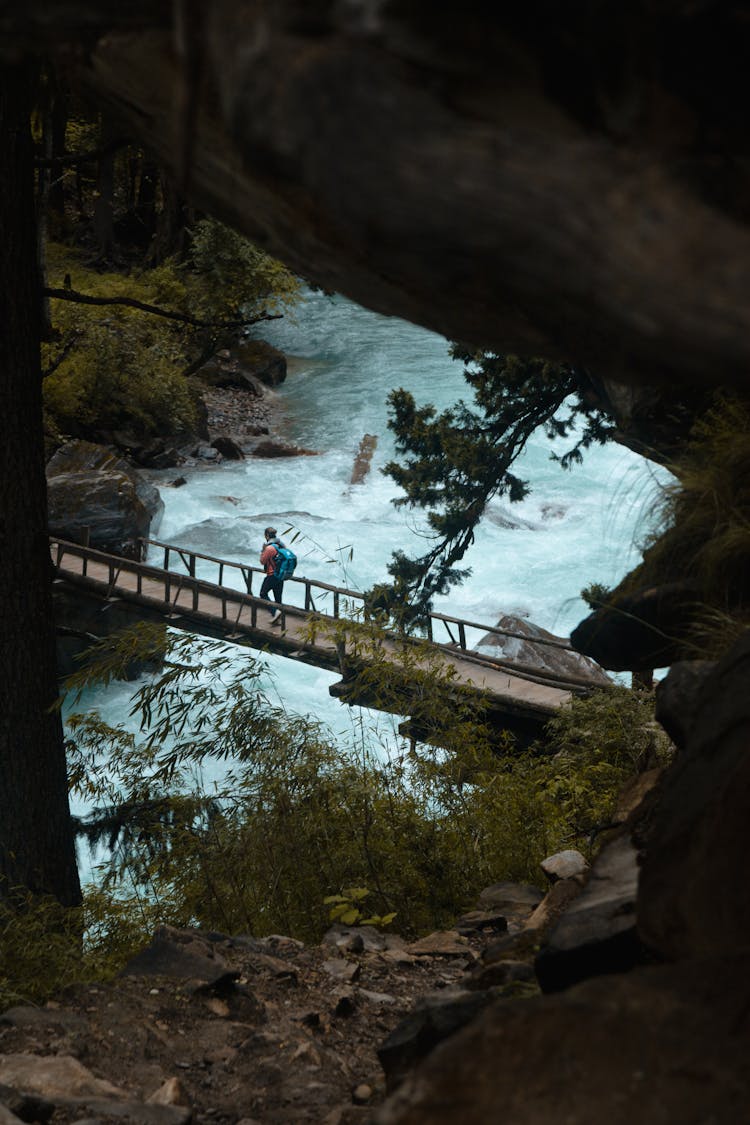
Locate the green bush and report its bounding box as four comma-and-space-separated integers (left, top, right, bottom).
61, 625, 671, 948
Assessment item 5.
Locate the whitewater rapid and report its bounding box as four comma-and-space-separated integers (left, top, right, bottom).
65, 289, 666, 851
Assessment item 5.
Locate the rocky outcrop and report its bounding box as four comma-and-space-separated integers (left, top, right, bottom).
47, 441, 163, 558
475, 615, 611, 686
570, 583, 701, 671
374, 957, 750, 1125
638, 631, 750, 960
33, 5, 750, 393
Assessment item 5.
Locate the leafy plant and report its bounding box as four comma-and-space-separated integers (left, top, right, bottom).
324, 887, 397, 928
59, 623, 671, 953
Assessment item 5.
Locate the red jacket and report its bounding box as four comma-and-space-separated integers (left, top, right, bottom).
260, 542, 279, 576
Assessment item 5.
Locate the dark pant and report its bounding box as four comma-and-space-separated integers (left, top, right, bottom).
260, 575, 284, 611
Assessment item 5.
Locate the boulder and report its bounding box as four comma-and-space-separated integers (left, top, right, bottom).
377, 988, 496, 1092
251, 439, 318, 458
373, 957, 750, 1125
654, 659, 715, 749
121, 924, 230, 981
211, 435, 245, 460
534, 834, 652, 994
48, 470, 152, 559
477, 882, 543, 927
474, 615, 611, 686
46, 440, 163, 556
540, 849, 589, 883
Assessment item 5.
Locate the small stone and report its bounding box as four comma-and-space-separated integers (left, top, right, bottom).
541, 849, 589, 883
407, 931, 473, 957
322, 958, 361, 983
146, 1078, 190, 1107
352, 1084, 373, 1104
357, 989, 396, 1005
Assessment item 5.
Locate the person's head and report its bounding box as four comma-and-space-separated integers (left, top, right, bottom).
264, 526, 277, 541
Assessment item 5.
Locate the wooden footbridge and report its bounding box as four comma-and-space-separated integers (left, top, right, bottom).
51, 535, 604, 744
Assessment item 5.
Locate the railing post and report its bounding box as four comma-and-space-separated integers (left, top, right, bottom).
189, 554, 196, 578
458, 622, 466, 650
334, 591, 340, 619
426, 615, 434, 642
164, 547, 169, 571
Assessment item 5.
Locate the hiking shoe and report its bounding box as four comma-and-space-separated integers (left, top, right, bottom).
270, 612, 282, 626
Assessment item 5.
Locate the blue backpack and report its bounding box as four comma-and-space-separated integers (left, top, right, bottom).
272, 540, 297, 580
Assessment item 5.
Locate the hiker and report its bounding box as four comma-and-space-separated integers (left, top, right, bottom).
259, 526, 297, 624
259, 526, 284, 623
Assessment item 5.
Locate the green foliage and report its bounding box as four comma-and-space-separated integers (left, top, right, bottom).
580, 581, 613, 610
42, 224, 300, 444
43, 245, 198, 440
60, 624, 669, 952
187, 217, 300, 323
324, 887, 397, 928
380, 350, 615, 623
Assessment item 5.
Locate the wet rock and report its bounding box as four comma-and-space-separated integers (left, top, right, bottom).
47, 440, 164, 534
535, 835, 652, 993
251, 439, 318, 458
540, 849, 589, 883
47, 440, 163, 555
192, 444, 220, 461
475, 615, 611, 686
211, 435, 245, 459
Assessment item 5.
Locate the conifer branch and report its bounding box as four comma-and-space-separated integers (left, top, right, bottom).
44, 286, 283, 330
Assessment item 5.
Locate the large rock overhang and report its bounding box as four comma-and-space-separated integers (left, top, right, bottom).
8, 3, 750, 388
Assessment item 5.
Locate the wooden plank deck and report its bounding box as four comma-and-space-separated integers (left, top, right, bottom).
51, 537, 590, 736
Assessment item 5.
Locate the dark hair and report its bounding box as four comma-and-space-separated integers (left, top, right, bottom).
264, 526, 277, 538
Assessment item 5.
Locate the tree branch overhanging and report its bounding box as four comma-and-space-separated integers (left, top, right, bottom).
44, 286, 283, 330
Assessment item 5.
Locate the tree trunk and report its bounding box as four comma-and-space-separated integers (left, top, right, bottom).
0, 60, 81, 907
92, 115, 115, 262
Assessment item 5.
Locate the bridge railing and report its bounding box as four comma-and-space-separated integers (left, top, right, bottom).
140, 537, 577, 656
52, 535, 597, 691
